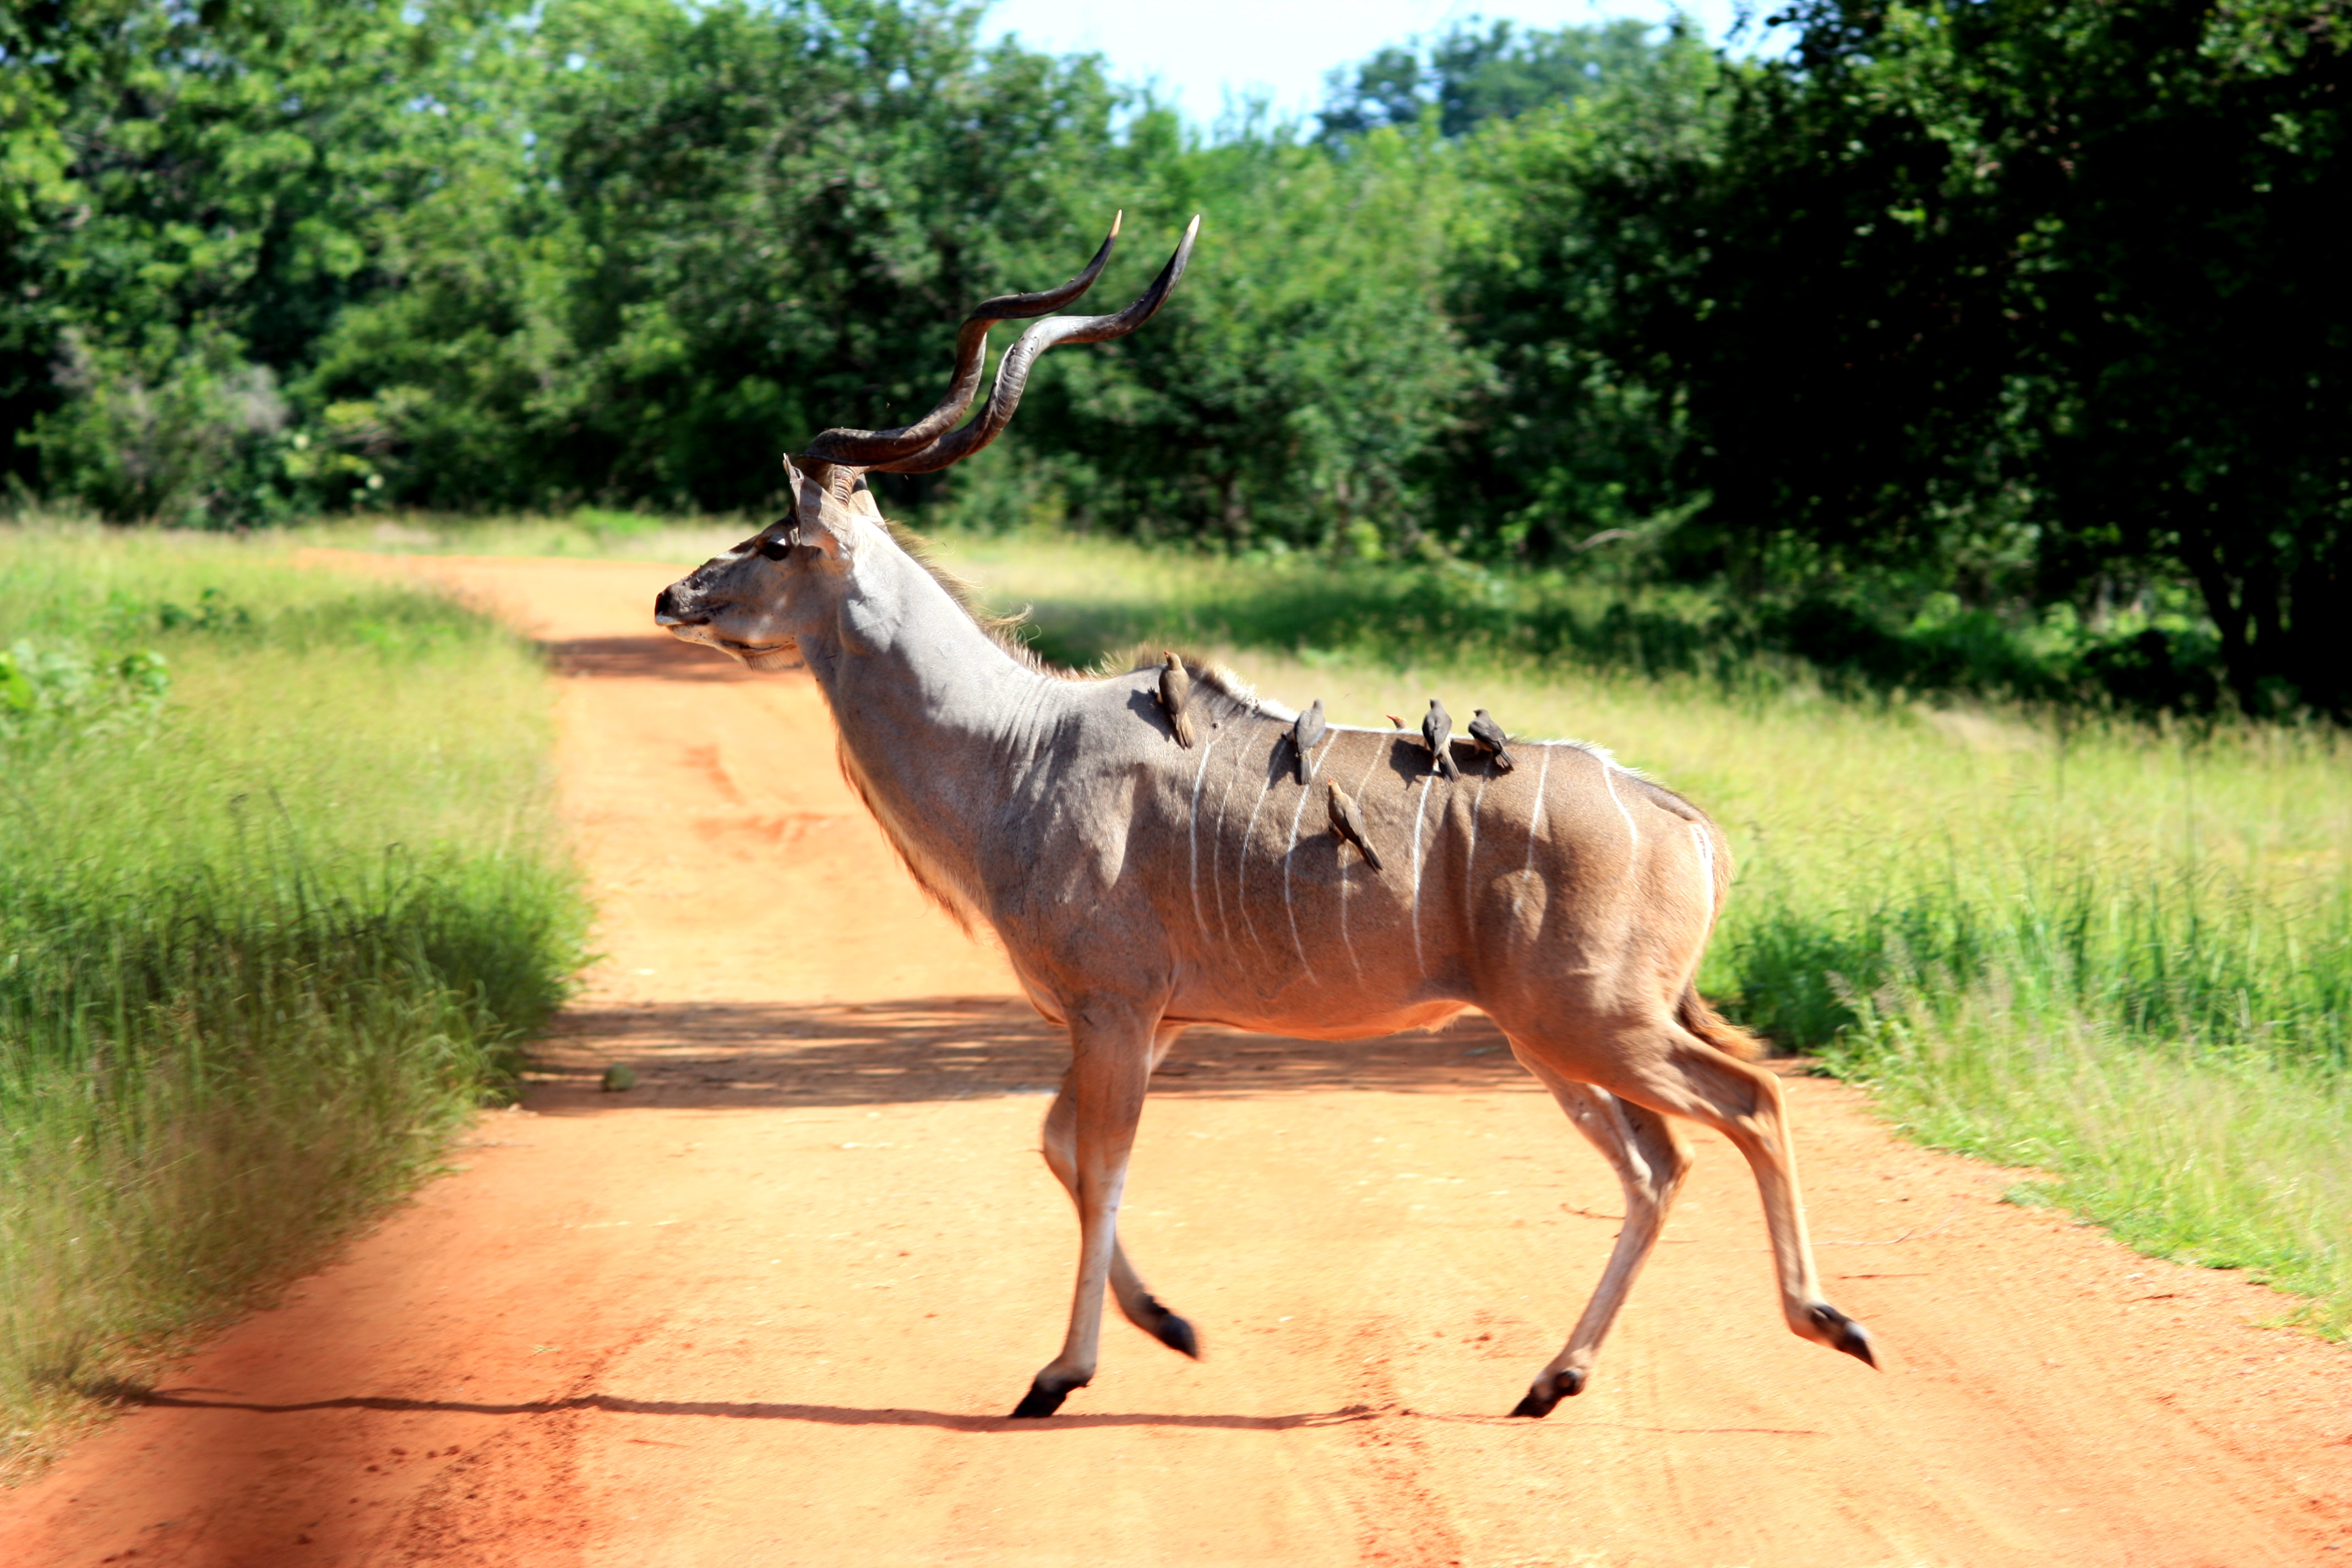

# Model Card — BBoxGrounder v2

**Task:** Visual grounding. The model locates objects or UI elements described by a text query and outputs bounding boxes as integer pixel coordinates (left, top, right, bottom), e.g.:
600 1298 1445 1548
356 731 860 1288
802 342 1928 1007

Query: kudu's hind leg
1508 1060 1692 1417
1011 1004 1158 1418
1594 1021 1878 1371
1036 1025 1200 1361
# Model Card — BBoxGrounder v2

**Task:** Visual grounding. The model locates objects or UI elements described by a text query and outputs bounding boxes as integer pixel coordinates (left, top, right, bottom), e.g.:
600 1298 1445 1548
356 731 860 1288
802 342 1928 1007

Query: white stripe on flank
1281 762 1320 984
1338 744 1383 983
1186 736 1222 938
1409 771 1436 972
1235 745 1279 960
1210 742 1242 947
1603 762 1640 852
1467 772 1489 880
1690 821 1717 927
1282 736 1335 982
1523 747 1553 881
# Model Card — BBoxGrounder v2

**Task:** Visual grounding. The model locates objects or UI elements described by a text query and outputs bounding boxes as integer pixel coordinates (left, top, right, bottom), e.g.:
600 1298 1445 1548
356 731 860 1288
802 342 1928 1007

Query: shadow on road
542 635 761 682
525 997 1536 1113
130 1389 1379 1433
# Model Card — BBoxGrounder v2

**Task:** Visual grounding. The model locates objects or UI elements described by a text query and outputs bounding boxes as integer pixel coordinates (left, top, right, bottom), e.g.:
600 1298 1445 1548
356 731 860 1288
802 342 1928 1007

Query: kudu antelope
655 217 1877 1419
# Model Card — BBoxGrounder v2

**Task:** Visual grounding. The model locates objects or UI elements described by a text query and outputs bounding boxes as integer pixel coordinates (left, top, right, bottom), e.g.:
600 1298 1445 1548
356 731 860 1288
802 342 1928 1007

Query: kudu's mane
885 521 1275 716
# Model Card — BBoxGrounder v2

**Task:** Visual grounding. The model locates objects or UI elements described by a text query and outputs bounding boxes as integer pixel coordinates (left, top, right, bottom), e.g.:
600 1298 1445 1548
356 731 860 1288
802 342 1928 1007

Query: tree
1018 118 1477 552
1320 17 1663 140
1504 0 2350 711
1439 25 1722 560
2 0 520 520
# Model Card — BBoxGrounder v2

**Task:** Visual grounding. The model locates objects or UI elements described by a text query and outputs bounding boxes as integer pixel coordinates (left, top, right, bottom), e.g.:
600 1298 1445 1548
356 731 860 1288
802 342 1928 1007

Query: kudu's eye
756 534 793 562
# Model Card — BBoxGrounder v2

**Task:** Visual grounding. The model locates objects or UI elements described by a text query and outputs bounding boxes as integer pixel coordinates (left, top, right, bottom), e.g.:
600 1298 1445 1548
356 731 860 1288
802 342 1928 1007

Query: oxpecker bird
1467 708 1516 773
1386 714 1406 729
1326 781 1382 870
1291 698 1326 783
1158 651 1196 748
1423 699 1462 781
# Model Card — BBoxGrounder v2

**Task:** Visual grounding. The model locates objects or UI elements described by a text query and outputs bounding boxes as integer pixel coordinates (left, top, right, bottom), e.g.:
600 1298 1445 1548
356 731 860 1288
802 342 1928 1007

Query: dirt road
5 556 2348 1567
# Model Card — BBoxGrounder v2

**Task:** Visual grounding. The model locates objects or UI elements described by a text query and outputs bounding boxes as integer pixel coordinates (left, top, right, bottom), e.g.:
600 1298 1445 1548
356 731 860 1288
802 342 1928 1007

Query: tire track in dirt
3 554 2350 1567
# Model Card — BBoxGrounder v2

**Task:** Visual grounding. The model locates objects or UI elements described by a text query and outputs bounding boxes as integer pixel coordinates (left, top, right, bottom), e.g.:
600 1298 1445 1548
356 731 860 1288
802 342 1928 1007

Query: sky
974 1 1780 130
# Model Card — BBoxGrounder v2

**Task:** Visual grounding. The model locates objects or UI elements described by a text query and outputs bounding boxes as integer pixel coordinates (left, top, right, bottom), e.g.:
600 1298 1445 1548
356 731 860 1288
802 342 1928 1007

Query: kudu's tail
1678 986 1766 1061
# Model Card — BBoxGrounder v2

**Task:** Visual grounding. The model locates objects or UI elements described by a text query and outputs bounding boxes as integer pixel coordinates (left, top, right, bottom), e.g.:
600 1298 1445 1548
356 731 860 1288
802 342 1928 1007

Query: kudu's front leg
1038 1023 1200 1362
1011 1002 1158 1418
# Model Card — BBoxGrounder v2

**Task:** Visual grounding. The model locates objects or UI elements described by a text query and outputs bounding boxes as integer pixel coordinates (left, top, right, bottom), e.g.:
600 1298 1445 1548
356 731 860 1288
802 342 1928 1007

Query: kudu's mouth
654 601 793 662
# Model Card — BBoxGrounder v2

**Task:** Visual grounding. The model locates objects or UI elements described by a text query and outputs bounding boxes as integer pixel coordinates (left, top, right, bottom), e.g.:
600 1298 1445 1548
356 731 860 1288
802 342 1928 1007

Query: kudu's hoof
1809 1304 1879 1368
1508 1367 1586 1418
1010 1379 1077 1419
1151 1310 1200 1359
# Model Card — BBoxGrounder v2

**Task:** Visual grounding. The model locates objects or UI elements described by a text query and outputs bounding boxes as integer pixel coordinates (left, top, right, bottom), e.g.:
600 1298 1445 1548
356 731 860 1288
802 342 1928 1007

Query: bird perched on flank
1423 699 1462 781
1292 698 1326 784
1157 651 1195 748
1467 708 1516 773
1326 781 1382 870
1386 714 1406 729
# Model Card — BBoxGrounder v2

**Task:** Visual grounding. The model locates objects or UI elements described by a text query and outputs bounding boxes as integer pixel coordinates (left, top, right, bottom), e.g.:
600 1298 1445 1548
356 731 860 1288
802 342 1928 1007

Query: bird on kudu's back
1468 708 1516 773
1157 651 1195 748
1291 698 1326 784
1423 699 1462 781
1325 780 1382 870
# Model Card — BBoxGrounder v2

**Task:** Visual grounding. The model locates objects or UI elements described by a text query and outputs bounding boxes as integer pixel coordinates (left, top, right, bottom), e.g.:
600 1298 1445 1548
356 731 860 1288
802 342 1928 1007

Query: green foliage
994 122 1477 550
310 0 1124 512
9 0 2349 712
935 524 2238 714
0 527 585 1471
1730 863 2352 1068
1317 17 1664 138
0 638 168 738
1531 0 2352 712
24 324 298 526
1442 28 1725 559
2 0 525 519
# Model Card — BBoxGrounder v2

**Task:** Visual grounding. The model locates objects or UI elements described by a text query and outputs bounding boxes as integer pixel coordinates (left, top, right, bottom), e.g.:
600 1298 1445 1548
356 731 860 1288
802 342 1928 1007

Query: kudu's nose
653 584 695 626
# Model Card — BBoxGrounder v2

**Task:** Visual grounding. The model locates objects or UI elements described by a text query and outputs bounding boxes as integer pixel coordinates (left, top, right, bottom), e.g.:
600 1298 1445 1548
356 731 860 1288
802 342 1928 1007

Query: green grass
928 527 2352 1332
0 522 586 1476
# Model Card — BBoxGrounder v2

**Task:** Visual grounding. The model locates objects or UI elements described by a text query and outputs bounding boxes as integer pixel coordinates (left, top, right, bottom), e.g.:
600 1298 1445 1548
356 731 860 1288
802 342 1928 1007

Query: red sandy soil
5 554 2350 1567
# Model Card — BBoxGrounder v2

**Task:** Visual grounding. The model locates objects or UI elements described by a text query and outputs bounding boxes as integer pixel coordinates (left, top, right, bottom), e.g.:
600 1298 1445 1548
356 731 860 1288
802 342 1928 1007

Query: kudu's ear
782 456 866 563
846 475 886 521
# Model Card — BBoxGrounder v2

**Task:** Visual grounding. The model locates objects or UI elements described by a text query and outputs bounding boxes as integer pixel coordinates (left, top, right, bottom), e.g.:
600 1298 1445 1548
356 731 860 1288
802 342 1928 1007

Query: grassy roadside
0 524 586 1478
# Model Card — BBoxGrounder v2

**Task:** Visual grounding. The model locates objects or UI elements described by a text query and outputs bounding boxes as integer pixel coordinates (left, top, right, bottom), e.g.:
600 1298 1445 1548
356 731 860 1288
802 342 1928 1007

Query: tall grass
929 527 2352 1331
0 525 585 1474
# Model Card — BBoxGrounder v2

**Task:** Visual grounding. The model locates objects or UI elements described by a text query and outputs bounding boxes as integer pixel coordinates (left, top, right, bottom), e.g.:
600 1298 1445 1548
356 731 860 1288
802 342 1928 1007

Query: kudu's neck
794 549 1054 900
